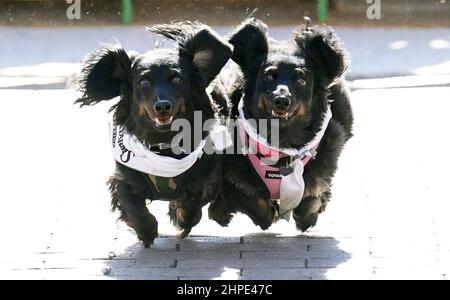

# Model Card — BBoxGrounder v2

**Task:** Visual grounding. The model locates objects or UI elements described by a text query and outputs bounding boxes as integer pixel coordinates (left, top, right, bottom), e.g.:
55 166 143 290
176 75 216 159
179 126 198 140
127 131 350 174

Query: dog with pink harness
208 18 353 231
237 98 333 221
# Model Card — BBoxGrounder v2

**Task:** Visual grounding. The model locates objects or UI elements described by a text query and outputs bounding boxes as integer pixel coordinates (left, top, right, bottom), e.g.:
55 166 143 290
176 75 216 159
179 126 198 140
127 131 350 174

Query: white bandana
109 117 232 178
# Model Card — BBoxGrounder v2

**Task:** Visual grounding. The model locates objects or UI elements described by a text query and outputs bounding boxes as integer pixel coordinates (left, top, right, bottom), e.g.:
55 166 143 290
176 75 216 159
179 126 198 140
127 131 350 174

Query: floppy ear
185 28 233 86
228 18 269 75
295 26 348 85
147 22 233 87
71 44 133 106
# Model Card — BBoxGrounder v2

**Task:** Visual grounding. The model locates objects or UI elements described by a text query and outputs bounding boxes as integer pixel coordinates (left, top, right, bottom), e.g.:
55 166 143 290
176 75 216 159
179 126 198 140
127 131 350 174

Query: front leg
293 188 331 232
215 181 276 230
210 156 276 230
168 200 203 239
208 192 236 227
293 120 346 231
170 156 224 238
108 173 157 248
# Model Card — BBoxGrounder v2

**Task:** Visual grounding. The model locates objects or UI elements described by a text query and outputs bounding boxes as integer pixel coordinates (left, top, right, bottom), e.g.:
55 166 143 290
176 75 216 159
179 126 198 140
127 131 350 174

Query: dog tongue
156 116 173 125
272 111 288 118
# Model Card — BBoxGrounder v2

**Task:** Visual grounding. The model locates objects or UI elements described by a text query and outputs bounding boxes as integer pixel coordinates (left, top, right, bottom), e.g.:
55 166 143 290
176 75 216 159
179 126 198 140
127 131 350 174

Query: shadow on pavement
103 233 350 280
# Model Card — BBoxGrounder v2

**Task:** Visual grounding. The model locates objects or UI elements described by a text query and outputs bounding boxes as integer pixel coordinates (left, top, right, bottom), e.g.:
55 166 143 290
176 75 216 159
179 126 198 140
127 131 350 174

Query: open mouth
154 116 174 127
143 107 177 128
271 110 294 120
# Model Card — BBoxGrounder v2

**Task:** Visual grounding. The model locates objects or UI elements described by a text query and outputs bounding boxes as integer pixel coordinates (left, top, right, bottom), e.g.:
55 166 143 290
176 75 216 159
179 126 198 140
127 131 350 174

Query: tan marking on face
258 96 265 110
296 102 306 117
138 103 147 117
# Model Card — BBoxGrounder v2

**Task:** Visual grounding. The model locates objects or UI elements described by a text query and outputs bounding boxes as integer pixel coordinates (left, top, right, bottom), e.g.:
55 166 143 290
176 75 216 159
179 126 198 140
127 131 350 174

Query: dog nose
273 96 291 111
275 85 291 97
154 99 173 116
277 85 290 95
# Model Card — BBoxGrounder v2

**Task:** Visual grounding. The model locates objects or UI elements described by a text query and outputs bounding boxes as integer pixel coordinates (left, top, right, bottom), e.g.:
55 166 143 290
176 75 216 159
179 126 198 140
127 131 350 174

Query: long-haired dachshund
71 22 232 247
209 18 353 232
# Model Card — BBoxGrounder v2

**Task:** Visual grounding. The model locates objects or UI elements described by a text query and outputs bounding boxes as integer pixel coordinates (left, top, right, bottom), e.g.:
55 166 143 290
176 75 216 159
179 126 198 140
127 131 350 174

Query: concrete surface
1 26 450 81
0 81 449 280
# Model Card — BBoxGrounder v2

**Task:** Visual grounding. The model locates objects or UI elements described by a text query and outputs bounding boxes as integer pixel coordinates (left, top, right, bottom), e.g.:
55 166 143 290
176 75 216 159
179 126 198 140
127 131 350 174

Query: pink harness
236 98 332 220
238 124 318 200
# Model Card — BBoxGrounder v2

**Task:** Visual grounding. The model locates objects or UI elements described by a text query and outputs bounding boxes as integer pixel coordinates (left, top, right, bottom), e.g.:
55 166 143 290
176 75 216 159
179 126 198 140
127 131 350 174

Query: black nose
153 100 173 116
273 96 291 111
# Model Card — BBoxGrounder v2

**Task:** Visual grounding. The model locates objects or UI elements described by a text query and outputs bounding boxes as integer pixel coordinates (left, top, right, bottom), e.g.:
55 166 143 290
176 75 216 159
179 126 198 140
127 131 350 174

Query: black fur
209 18 353 231
71 23 232 247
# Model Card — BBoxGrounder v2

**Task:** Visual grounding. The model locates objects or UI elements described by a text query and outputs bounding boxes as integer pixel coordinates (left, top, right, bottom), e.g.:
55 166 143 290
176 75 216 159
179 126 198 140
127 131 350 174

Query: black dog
209 18 353 231
72 23 232 247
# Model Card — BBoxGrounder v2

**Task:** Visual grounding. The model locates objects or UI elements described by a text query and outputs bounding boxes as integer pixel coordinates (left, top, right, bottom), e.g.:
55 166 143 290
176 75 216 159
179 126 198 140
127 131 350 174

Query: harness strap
238 122 318 200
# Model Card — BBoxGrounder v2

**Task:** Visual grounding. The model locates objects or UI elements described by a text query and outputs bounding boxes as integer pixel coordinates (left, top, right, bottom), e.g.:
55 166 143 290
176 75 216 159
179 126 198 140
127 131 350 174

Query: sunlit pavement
0 78 449 280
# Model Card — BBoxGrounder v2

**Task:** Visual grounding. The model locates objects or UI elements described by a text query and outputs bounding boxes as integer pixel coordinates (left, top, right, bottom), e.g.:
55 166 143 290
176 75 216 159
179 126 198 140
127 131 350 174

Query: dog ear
147 23 233 87
228 18 269 75
185 28 234 86
295 26 348 85
71 45 133 106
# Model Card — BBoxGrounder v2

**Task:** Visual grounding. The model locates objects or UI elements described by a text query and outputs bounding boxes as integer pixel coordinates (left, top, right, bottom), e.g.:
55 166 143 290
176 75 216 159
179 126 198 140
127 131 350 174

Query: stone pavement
0 80 449 280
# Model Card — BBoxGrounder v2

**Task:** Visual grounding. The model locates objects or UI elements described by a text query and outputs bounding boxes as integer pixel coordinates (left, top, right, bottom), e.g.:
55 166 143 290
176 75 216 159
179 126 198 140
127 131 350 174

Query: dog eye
263 73 274 82
171 74 182 84
138 78 151 89
297 78 306 86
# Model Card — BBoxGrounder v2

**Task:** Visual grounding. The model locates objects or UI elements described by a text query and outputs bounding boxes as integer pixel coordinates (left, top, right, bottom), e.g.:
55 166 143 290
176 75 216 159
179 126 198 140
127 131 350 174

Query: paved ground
0 80 449 280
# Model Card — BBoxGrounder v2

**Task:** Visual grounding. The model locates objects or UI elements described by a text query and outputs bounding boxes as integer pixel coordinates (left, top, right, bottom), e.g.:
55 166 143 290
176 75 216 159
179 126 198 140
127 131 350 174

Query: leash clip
155 143 172 150
280 160 294 176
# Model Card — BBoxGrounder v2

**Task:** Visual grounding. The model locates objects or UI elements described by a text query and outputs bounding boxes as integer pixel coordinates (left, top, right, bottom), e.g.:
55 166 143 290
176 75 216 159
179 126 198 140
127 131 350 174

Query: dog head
229 18 348 132
72 22 232 139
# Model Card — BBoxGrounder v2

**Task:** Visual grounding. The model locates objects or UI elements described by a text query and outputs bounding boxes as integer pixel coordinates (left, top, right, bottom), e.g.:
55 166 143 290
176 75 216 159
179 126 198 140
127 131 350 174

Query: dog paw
208 199 235 227
293 212 318 232
208 207 234 227
255 216 274 230
252 198 276 230
177 228 192 240
175 207 202 230
134 216 159 248
136 225 158 248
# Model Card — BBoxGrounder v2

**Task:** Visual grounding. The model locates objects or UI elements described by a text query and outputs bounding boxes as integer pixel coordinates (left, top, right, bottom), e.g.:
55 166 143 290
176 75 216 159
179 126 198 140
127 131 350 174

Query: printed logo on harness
116 126 135 163
265 170 282 179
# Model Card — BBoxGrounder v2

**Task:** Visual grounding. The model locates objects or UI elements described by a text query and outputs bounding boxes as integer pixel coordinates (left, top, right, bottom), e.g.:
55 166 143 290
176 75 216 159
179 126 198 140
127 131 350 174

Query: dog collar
237 98 332 221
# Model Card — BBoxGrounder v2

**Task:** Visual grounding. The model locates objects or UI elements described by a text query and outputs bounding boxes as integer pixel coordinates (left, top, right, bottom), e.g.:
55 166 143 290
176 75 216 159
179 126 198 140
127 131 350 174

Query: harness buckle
307 149 317 159
280 161 294 176
156 143 172 150
241 146 249 155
